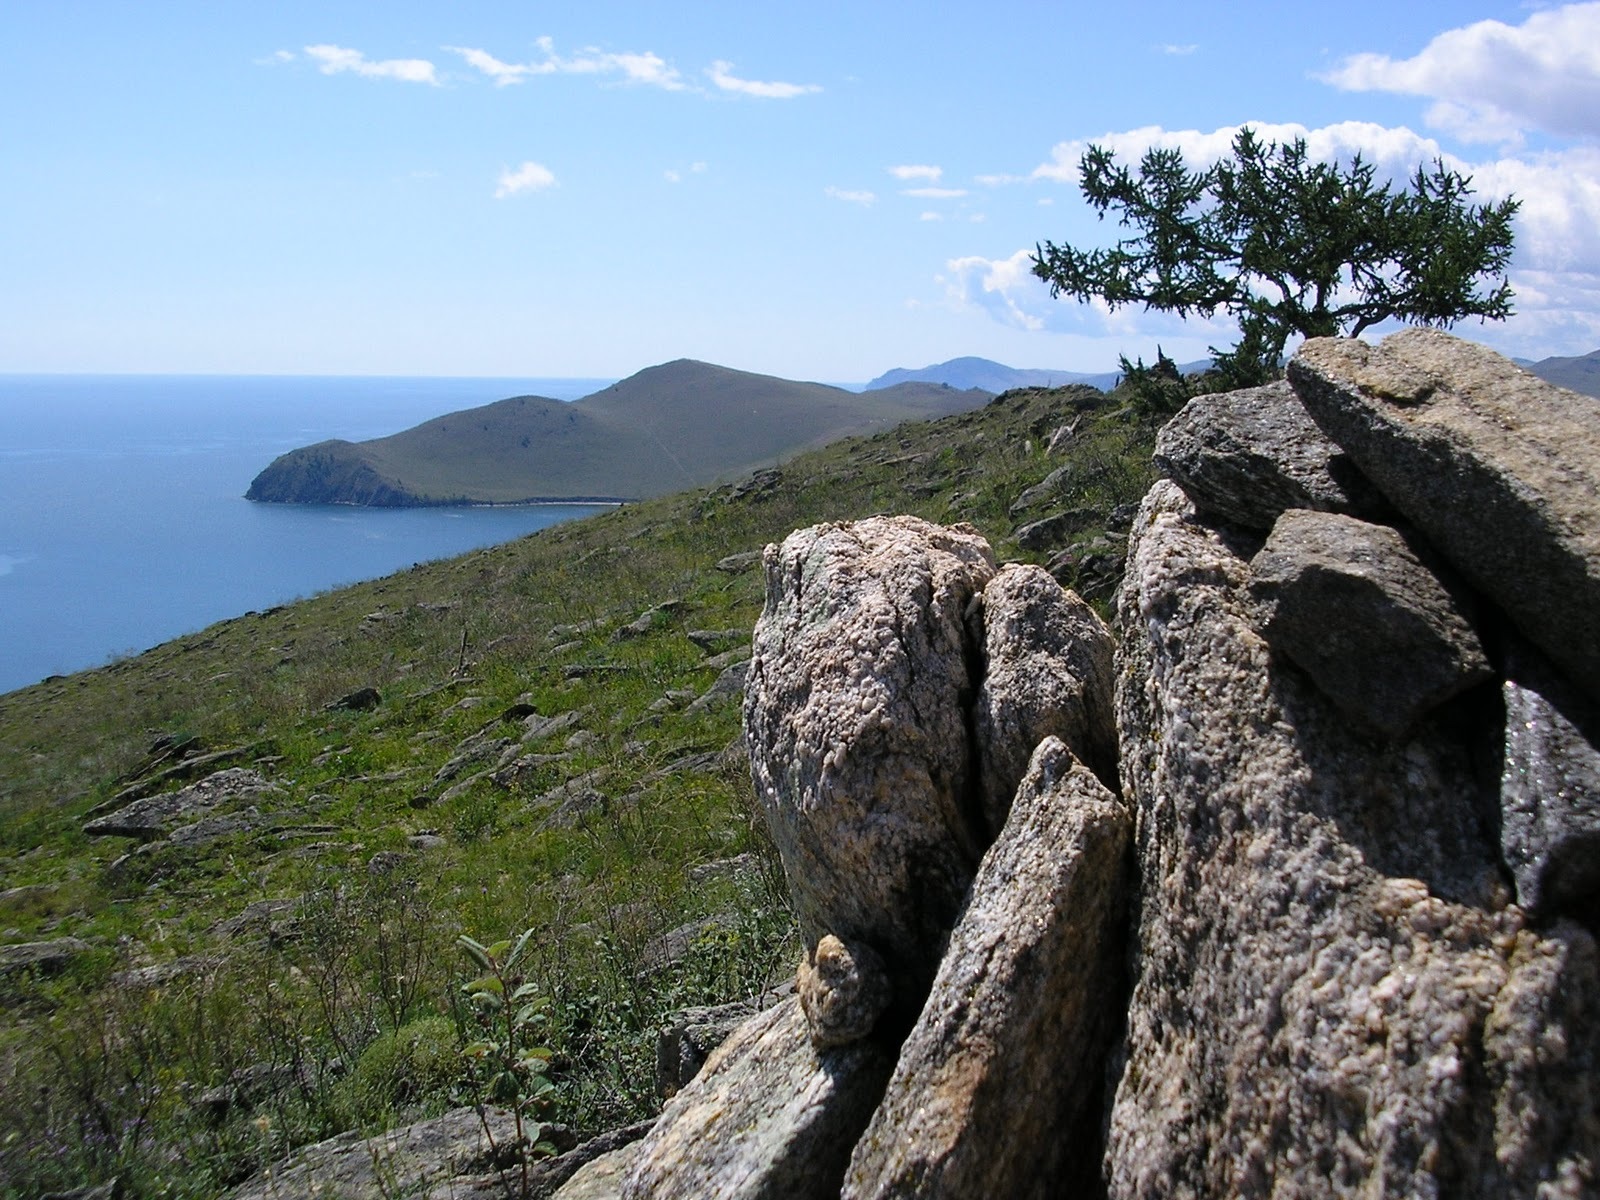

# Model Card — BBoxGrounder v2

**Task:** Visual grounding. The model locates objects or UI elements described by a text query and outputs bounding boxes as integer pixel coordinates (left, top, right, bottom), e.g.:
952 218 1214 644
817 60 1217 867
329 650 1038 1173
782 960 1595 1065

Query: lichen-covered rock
1501 637 1600 920
1249 509 1491 738
657 1000 760 1099
843 737 1131 1200
83 768 282 841
744 516 996 993
797 934 891 1049
1107 479 1600 1198
973 564 1118 832
1289 329 1600 701
620 997 894 1200
1155 379 1383 531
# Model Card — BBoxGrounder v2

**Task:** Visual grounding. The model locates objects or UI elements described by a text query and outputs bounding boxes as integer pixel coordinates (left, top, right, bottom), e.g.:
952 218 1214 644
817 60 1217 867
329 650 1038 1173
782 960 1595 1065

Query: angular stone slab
842 738 1131 1200
1289 329 1600 701
1107 479 1600 1197
744 516 996 991
620 997 894 1200
973 563 1118 834
1155 379 1384 531
1249 509 1491 738
1501 636 1600 919
83 768 282 841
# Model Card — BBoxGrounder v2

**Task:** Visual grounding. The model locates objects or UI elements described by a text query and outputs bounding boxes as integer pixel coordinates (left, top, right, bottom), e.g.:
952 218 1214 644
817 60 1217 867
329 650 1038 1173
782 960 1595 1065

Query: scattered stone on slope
715 550 764 574
223 1106 520 1200
1248 509 1492 739
657 1000 762 1099
1289 328 1600 701
0 937 90 978
743 516 996 996
209 897 301 942
1007 462 1075 515
1106 478 1599 1198
1012 507 1099 551
685 661 749 714
620 997 894 1200
85 743 262 814
973 564 1118 834
83 768 283 841
326 685 382 712
1154 379 1384 531
1501 635 1600 921
687 628 748 652
702 646 752 671
435 1122 656 1200
843 737 1131 1200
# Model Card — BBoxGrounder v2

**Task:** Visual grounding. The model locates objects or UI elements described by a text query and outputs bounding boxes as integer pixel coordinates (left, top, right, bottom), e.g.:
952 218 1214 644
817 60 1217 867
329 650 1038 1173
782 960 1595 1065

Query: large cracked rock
620 997 895 1200
1289 329 1600 701
843 737 1130 1200
1108 479 1600 1198
973 564 1118 833
743 516 997 993
1155 379 1383 531
1248 508 1491 739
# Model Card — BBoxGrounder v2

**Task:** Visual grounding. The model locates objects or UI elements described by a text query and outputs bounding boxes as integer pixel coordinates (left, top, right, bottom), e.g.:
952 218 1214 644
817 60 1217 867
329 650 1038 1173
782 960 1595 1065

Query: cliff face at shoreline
598 331 1600 1198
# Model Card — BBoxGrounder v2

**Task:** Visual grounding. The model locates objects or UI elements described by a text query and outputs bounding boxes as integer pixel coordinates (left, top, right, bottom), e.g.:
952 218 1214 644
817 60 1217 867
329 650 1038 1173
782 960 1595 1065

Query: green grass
0 380 1155 1198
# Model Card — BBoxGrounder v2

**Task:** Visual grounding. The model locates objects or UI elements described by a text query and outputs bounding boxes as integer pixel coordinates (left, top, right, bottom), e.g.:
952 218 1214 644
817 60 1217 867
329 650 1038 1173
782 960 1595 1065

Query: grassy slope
0 381 1153 1198
247 360 993 505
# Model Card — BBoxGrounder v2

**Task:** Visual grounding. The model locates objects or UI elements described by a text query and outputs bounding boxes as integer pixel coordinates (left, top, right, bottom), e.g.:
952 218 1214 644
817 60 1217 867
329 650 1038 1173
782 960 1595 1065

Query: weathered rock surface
743 516 996 991
550 1140 648 1199
843 737 1130 1200
83 768 282 841
1502 637 1600 920
657 1000 761 1099
224 1106 520 1200
1289 329 1600 700
973 563 1118 832
1248 508 1491 738
1155 379 1382 530
620 997 894 1200
0 937 90 978
1108 479 1600 1197
797 933 892 1049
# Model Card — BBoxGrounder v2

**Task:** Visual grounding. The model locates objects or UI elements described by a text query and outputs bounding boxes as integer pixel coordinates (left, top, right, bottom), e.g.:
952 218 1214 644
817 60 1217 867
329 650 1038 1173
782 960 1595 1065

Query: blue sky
3 1 1598 381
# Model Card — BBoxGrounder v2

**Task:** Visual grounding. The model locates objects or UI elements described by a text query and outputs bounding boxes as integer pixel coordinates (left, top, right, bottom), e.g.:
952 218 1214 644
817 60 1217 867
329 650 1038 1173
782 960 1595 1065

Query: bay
0 374 617 696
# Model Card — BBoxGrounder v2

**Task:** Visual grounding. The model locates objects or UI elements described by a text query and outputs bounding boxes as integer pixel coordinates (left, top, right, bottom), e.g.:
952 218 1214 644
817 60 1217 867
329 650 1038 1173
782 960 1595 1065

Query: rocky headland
525 329 1600 1198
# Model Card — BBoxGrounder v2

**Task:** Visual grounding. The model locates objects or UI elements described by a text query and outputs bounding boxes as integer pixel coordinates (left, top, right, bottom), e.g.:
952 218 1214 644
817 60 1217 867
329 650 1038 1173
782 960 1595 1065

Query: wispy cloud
494 161 557 198
304 44 438 85
902 186 968 199
1157 43 1198 56
920 211 943 222
450 38 685 90
976 172 1025 186
1321 3 1600 143
705 60 820 98
889 164 943 182
825 186 877 206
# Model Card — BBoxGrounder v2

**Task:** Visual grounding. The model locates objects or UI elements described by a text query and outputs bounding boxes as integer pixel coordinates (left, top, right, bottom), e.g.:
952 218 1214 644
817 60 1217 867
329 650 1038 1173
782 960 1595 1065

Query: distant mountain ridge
247 360 992 506
866 356 1122 393
866 354 1212 394
1524 347 1600 397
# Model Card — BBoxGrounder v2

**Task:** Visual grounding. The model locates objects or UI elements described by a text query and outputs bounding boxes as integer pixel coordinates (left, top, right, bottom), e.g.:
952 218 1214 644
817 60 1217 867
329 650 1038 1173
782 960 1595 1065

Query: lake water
0 375 617 696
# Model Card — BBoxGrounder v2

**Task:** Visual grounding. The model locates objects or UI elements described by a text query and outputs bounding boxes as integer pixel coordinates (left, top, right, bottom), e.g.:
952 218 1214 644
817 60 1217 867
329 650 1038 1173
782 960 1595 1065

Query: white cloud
889 164 942 182
304 44 438 85
944 248 1238 341
902 186 968 199
706 60 820 99
1322 3 1600 143
1157 43 1198 56
976 172 1025 186
450 38 686 90
665 169 682 183
920 211 943 222
825 186 877 206
494 161 557 198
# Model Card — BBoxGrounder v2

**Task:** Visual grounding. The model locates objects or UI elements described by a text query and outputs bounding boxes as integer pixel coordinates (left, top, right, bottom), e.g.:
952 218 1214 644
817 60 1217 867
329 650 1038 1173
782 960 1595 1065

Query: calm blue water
0 375 618 695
